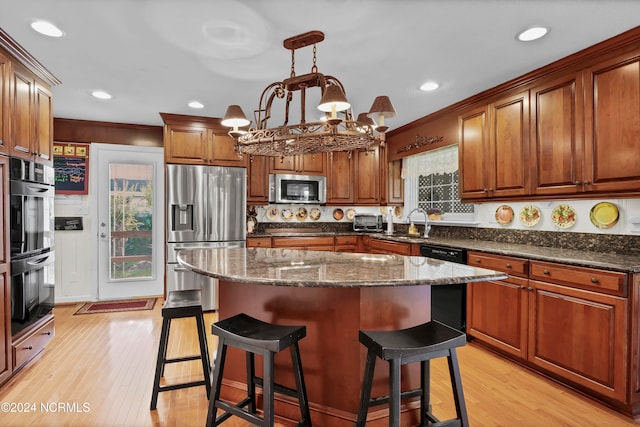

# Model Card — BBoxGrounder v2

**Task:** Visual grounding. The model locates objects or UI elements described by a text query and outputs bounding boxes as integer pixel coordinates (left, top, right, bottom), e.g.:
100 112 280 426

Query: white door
91 144 164 300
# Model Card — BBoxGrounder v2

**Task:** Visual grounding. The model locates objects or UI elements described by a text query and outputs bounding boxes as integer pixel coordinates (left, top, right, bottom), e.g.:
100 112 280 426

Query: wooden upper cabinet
378 144 403 205
247 155 269 204
9 63 34 159
33 82 53 163
326 151 354 204
530 74 584 195
161 113 246 167
354 148 380 205
460 92 529 200
584 52 640 194
459 105 490 199
0 52 8 155
269 153 326 175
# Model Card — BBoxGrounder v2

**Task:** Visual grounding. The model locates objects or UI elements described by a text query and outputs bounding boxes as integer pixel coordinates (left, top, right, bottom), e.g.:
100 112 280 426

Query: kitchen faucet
406 208 431 238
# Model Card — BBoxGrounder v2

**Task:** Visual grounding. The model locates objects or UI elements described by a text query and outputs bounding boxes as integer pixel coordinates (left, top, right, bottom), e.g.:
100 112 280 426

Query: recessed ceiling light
420 81 440 91
30 20 64 38
92 90 112 100
517 26 549 42
188 101 204 109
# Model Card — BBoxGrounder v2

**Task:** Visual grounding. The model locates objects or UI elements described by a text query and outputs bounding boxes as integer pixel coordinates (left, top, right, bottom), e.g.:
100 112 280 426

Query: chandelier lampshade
222 30 396 157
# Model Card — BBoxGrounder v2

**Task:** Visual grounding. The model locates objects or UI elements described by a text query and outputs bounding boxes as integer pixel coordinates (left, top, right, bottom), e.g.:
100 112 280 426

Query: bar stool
356 321 469 427
206 313 312 427
150 289 211 410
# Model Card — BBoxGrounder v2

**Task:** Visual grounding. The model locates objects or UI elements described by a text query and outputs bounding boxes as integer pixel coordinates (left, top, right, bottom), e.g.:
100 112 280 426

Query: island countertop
177 247 507 287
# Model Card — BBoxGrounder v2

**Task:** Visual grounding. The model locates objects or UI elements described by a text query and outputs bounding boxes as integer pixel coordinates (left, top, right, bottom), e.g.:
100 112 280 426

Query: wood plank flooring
0 300 637 426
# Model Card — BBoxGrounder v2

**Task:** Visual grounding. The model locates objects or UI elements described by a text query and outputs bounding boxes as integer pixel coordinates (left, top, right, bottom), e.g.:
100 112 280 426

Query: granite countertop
249 231 640 273
177 247 507 288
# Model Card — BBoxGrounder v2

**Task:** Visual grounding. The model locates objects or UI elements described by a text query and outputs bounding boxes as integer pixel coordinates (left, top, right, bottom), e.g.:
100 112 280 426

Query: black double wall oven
9 158 55 335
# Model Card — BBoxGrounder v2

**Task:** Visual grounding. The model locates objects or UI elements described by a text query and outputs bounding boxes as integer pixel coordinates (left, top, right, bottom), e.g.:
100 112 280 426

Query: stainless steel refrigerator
166 164 246 311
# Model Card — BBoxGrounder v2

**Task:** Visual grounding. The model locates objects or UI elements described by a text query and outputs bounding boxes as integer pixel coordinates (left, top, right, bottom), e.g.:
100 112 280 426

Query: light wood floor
0 300 638 426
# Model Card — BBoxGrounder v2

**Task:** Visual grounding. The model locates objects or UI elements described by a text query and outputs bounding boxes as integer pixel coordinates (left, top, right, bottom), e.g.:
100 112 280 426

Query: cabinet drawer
467 251 529 277
530 261 627 296
272 236 335 248
246 237 272 248
335 235 358 246
369 239 411 255
13 317 54 369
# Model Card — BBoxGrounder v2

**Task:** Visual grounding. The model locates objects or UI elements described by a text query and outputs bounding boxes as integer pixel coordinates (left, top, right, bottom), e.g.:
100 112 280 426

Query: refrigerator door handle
172 266 189 272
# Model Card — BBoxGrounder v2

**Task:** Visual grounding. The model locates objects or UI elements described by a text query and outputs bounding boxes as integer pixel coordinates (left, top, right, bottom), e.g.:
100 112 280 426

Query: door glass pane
109 163 154 281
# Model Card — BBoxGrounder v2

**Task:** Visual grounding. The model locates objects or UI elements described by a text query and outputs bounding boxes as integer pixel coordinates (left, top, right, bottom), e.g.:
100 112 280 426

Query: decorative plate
590 202 619 229
346 208 356 221
281 207 294 221
394 206 403 218
296 207 308 221
266 207 279 221
495 205 514 225
551 204 576 229
333 208 344 221
309 207 321 221
519 205 541 227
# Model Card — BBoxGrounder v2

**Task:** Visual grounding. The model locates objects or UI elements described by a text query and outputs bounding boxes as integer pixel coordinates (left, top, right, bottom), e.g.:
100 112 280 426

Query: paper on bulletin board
53 143 90 194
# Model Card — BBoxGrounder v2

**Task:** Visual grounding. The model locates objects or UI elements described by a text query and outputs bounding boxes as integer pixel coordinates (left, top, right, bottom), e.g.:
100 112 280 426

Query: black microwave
268 174 327 204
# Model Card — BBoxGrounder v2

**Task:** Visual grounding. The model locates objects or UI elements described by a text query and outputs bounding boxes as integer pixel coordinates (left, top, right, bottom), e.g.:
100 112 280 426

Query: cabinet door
531 75 584 195
489 92 529 198
9 64 34 159
270 156 297 174
34 82 53 164
354 148 380 205
0 52 8 155
247 155 269 204
529 280 627 401
584 54 640 193
164 124 211 165
0 156 10 384
467 277 529 359
386 159 404 205
210 133 246 167
298 153 326 175
326 151 354 204
459 105 490 199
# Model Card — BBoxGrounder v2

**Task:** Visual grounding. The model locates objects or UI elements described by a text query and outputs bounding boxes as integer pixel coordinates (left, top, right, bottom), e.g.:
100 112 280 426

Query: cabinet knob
591 277 599 284
574 181 580 185
584 180 590 185
24 345 33 350
489 188 494 192
505 263 512 269
543 269 550 275
519 285 526 290
527 287 534 291
483 188 488 192
475 258 481 263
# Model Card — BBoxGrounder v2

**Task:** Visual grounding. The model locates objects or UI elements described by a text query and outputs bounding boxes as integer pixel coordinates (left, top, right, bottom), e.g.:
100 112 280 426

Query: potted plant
427 207 443 220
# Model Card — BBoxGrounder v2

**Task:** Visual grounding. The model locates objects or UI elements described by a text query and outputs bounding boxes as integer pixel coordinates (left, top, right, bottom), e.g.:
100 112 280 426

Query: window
403 145 474 217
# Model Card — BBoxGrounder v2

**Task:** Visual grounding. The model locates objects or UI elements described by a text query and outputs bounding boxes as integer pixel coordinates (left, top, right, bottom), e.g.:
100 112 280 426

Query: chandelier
221 30 396 157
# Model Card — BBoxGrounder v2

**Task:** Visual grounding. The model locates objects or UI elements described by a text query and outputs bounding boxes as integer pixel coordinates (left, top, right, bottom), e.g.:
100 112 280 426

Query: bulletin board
53 143 90 194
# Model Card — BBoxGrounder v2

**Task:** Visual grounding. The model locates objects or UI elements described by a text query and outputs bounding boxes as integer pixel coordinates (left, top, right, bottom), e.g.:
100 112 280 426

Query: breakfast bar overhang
178 248 507 427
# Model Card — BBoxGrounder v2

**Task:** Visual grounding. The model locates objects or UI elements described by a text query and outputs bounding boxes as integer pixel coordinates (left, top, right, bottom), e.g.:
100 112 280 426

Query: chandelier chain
312 44 318 74
290 49 295 78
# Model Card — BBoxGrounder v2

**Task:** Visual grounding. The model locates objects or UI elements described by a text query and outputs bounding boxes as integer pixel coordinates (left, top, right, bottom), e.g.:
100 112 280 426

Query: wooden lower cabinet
468 251 632 410
246 236 271 248
12 315 54 371
271 236 335 252
334 235 358 252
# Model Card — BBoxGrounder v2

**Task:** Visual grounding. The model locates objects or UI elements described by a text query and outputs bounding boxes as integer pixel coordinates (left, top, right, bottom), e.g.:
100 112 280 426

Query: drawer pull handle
475 259 481 263
543 269 550 275
591 278 599 284
24 345 33 350
505 263 512 269
43 331 52 336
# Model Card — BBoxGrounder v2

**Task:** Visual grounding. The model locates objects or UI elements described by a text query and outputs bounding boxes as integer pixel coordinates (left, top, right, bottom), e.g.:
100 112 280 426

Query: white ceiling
0 0 639 129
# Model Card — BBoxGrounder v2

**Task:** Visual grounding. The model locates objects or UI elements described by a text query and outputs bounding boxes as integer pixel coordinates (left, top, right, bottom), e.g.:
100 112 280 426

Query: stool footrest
215 399 263 426
158 379 208 393
367 388 422 408
164 355 202 364
254 376 301 400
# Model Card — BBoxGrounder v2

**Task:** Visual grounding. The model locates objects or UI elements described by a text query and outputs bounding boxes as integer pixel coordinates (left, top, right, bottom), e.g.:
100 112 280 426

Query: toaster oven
353 214 384 232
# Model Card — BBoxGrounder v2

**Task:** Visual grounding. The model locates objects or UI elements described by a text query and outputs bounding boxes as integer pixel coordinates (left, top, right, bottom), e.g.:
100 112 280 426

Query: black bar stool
150 289 211 410
356 320 469 427
206 313 312 427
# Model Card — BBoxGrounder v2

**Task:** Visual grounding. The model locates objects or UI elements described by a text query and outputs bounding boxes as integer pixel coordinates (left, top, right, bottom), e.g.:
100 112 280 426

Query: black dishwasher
420 244 467 332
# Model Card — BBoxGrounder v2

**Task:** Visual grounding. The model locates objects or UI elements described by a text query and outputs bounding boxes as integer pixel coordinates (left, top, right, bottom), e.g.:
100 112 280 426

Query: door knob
100 232 106 238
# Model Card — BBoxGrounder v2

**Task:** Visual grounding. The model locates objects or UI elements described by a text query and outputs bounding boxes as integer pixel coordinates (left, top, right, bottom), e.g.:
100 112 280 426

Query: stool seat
207 313 311 427
212 313 307 353
360 321 467 361
150 290 211 410
356 321 469 427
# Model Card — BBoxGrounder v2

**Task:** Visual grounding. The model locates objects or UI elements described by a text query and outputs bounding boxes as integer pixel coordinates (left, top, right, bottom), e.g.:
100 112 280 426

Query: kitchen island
178 247 506 427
